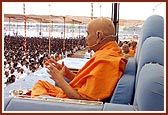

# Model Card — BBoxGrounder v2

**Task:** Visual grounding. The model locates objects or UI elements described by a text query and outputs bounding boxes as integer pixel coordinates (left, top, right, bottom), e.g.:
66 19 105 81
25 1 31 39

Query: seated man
129 40 137 56
31 18 127 101
122 44 135 58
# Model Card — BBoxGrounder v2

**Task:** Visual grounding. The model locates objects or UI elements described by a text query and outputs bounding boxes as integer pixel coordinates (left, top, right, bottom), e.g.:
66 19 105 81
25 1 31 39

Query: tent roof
4 14 144 26
4 14 93 24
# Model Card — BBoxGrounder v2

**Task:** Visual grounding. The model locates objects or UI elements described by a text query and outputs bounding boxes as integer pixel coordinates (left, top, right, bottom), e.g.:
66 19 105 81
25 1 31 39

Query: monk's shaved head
86 17 117 51
87 18 115 36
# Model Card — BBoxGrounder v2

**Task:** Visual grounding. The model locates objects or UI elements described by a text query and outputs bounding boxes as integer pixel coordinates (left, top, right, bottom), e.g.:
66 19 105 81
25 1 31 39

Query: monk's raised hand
48 58 63 70
47 62 64 83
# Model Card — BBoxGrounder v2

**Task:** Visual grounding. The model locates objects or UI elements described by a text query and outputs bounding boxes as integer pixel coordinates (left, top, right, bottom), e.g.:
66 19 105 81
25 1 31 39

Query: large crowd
3 36 86 86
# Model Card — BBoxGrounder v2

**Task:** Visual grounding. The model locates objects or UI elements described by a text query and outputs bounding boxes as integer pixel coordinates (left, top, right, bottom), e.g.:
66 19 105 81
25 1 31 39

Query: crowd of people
3 36 86 86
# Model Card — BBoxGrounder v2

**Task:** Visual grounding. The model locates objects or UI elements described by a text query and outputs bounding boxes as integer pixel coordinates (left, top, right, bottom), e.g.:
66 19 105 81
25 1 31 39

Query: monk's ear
96 31 103 40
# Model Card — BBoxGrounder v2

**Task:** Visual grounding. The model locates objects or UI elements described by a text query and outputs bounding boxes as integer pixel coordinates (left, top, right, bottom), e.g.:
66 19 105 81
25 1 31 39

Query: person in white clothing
84 49 91 59
16 68 27 80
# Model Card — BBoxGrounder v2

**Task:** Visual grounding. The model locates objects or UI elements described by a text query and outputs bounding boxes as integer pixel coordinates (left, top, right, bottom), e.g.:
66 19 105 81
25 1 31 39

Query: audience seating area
4 15 165 111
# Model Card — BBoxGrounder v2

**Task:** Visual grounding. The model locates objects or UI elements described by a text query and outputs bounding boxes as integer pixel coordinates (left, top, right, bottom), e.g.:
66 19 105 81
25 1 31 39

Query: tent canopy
4 14 144 26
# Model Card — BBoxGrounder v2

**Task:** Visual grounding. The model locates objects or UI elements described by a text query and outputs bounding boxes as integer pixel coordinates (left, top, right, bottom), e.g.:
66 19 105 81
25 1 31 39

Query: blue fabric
110 58 136 104
135 64 164 111
135 37 164 89
103 103 135 111
4 97 13 111
135 15 164 62
122 58 137 75
133 15 164 109
139 37 164 67
5 97 103 111
55 77 71 86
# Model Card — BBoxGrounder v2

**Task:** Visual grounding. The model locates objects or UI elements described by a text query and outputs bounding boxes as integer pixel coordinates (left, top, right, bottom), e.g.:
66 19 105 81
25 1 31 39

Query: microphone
86 41 100 48
86 34 116 48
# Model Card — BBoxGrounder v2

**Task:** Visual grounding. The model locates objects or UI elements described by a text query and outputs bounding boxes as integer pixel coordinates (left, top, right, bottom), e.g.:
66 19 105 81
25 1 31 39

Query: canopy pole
71 20 75 49
8 17 11 36
40 20 41 36
49 19 51 56
48 4 51 56
78 22 81 47
63 17 65 50
23 3 27 57
17 21 18 36
111 3 120 43
78 22 81 38
91 3 93 20
52 21 53 37
72 20 74 39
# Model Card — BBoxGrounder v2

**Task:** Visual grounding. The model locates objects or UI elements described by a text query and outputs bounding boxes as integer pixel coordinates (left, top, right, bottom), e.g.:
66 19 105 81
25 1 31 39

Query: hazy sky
3 2 165 20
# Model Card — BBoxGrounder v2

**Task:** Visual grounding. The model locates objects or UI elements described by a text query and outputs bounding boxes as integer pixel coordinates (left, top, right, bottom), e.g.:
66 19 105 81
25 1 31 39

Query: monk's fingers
50 63 61 73
49 59 63 68
44 61 50 67
47 69 51 75
48 59 59 66
48 61 62 70
48 74 54 81
62 61 64 67
48 58 57 63
49 76 54 81
47 68 56 78
46 62 54 69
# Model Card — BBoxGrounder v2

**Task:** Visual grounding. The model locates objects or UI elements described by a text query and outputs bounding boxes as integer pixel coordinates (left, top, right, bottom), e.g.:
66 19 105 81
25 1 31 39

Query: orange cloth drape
128 49 135 57
31 41 127 101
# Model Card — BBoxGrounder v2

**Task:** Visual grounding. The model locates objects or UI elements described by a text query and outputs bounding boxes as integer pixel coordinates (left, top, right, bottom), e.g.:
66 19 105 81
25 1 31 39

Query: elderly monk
31 18 127 102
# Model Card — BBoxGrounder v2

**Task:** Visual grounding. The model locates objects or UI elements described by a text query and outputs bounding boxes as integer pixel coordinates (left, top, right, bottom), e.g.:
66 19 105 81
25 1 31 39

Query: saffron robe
128 49 135 57
31 41 127 101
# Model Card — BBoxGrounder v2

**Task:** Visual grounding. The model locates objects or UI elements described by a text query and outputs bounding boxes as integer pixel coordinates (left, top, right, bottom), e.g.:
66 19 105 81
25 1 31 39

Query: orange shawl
31 41 127 101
